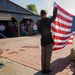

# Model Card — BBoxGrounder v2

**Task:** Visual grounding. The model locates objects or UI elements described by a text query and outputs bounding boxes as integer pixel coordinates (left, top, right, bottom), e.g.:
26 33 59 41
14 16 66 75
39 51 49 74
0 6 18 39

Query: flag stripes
51 3 74 50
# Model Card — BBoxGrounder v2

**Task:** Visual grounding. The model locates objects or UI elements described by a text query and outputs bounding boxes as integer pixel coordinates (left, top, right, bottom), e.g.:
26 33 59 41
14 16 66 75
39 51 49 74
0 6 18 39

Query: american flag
51 2 75 50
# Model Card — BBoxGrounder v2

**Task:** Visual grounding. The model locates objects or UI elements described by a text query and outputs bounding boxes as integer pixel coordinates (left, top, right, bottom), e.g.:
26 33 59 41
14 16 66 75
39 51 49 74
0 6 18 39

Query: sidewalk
0 36 75 75
0 58 38 75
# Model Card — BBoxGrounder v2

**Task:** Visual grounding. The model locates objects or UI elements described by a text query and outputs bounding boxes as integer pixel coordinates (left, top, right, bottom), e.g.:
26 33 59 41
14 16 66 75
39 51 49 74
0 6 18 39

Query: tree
26 4 39 15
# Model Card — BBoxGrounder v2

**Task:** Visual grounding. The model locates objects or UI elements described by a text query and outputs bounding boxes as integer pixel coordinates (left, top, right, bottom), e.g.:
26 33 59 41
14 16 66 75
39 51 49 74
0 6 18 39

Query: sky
10 0 75 16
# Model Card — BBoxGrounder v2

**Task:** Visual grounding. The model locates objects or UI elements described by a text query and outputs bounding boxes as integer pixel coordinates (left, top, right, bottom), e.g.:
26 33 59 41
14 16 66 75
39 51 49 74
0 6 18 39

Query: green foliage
26 4 39 15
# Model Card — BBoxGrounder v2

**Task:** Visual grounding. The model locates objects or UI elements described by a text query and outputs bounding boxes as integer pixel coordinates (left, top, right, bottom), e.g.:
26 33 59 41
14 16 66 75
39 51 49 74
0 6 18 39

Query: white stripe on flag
54 39 72 43
55 18 72 26
53 41 72 48
58 10 73 20
52 31 72 37
52 23 71 32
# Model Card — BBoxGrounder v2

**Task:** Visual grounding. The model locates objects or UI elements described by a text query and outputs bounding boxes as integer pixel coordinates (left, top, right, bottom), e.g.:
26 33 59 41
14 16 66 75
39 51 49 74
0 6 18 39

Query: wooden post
18 22 20 37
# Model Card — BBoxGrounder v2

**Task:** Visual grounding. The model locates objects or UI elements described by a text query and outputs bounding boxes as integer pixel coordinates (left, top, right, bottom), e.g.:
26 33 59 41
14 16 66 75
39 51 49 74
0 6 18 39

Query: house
0 0 40 37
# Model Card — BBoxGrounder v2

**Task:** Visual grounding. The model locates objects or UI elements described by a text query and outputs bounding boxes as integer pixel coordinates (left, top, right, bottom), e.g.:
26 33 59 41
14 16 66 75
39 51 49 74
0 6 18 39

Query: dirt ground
0 35 75 75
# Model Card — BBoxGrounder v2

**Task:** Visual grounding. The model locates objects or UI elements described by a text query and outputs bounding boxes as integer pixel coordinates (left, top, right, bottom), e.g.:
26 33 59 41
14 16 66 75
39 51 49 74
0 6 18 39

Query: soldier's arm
49 7 58 23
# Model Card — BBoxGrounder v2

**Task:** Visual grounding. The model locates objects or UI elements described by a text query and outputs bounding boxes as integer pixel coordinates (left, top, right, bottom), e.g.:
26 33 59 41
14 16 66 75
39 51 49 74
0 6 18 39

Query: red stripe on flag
53 47 64 51
67 42 73 44
53 35 70 40
51 27 71 34
53 21 72 29
54 37 73 45
57 5 73 17
53 42 72 50
54 42 71 45
57 14 72 23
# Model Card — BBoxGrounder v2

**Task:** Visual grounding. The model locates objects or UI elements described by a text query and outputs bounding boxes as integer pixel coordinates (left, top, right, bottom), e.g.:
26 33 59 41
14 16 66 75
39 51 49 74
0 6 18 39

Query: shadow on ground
70 61 75 75
34 56 75 75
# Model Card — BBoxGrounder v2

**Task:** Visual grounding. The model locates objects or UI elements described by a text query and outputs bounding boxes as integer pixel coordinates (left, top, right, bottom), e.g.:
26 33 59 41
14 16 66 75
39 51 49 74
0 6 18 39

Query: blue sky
10 0 51 15
10 0 75 16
